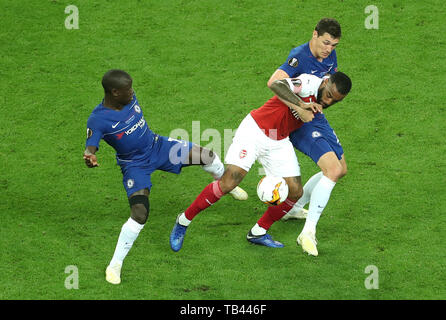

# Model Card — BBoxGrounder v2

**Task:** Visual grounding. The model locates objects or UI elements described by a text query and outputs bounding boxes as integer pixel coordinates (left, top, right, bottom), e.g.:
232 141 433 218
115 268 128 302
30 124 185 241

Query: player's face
114 81 134 105
312 31 339 60
318 80 345 108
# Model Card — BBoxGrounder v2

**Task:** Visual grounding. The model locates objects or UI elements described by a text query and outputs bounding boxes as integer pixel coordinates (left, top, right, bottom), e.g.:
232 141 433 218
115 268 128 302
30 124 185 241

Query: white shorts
225 114 301 177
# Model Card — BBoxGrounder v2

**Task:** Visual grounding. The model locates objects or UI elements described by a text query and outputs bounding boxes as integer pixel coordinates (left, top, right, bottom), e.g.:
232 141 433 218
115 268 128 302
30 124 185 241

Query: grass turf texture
1 0 445 300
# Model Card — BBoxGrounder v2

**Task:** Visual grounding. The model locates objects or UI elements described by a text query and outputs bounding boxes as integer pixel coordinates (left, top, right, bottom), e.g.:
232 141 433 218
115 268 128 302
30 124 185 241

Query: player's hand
304 102 323 114
83 153 99 168
297 108 315 123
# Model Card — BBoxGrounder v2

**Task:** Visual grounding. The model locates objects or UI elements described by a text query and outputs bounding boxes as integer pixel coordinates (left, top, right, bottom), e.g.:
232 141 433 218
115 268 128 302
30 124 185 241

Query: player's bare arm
83 146 99 168
269 79 315 122
269 71 322 113
270 79 323 113
267 69 290 88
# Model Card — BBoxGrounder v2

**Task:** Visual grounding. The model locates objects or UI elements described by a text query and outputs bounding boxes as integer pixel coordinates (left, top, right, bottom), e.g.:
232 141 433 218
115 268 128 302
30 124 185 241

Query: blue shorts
120 135 193 197
290 113 344 164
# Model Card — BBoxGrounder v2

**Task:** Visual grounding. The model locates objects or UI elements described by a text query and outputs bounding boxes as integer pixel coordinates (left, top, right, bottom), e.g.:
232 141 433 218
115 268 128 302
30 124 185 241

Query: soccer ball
257 176 289 205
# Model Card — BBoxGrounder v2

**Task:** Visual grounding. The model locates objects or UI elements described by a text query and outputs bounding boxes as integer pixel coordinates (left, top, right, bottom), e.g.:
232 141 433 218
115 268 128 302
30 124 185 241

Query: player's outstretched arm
83 146 99 168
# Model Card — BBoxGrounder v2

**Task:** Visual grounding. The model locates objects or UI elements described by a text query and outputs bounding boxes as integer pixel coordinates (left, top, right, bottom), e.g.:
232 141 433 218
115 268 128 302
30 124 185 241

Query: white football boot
297 231 318 256
105 263 122 284
281 207 308 220
228 186 248 200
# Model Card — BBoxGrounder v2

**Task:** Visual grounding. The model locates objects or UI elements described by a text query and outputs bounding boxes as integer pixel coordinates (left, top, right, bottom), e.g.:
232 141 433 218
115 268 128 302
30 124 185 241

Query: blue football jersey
279 42 337 79
289 113 344 163
85 95 157 165
279 43 341 163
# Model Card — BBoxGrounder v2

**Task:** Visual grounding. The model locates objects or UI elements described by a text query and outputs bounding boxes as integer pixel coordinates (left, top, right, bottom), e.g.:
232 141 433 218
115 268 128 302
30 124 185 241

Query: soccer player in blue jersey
83 69 247 284
267 18 349 256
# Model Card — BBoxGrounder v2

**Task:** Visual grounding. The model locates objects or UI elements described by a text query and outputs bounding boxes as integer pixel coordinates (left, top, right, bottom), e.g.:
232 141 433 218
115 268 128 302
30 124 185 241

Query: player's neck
309 40 323 62
103 96 125 111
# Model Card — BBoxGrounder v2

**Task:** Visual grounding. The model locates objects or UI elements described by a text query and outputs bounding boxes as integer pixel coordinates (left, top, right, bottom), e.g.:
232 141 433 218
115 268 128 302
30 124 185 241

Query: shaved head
102 69 132 94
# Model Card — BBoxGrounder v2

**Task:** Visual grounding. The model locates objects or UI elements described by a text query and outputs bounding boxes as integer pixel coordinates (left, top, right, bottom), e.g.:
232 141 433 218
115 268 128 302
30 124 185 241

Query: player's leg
297 152 343 256
170 114 259 252
247 139 301 248
106 188 149 284
188 145 248 200
303 151 344 228
170 164 248 252
106 164 152 284
286 131 345 220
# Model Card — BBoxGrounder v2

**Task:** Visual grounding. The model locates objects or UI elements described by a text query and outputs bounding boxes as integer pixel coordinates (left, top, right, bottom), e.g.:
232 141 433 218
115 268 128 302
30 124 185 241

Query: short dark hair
315 18 341 39
102 69 132 93
330 71 352 95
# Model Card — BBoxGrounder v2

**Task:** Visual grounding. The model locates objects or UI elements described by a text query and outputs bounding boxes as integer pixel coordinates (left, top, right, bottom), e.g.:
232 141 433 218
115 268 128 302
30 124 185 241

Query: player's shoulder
287 43 311 63
288 42 309 57
87 103 109 125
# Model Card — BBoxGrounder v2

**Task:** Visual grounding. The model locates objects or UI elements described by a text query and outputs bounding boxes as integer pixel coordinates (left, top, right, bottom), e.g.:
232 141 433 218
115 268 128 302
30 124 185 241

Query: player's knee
190 145 214 165
219 166 245 193
324 162 344 182
129 195 150 224
339 164 347 179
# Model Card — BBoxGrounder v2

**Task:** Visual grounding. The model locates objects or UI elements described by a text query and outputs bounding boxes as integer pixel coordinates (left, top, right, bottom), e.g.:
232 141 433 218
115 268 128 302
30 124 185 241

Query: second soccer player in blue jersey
268 18 349 256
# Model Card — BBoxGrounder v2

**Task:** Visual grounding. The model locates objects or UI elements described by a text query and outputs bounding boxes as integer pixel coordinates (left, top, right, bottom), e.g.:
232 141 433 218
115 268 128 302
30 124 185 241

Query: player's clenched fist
83 152 99 168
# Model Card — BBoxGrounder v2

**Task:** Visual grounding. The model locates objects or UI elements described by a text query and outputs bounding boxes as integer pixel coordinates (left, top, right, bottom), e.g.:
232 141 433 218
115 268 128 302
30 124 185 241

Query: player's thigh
156 135 194 172
224 116 260 173
259 139 300 178
316 151 343 181
121 164 153 198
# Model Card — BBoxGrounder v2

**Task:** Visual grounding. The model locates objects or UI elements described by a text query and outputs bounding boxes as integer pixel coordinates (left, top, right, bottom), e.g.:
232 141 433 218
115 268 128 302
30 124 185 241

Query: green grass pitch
0 0 445 301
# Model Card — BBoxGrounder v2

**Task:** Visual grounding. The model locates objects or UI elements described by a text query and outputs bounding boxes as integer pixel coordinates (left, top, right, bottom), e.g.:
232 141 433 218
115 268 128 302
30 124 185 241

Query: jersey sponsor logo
311 70 317 74
134 105 141 113
127 179 135 188
239 149 247 159
112 121 120 128
288 57 299 67
86 128 93 138
312 131 322 138
115 117 146 140
125 118 146 136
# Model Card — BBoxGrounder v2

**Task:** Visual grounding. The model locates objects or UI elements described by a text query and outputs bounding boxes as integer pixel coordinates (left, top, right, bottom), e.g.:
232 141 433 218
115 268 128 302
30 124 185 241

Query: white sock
109 217 144 266
201 153 225 180
302 175 336 234
178 212 191 227
296 171 324 209
250 223 267 236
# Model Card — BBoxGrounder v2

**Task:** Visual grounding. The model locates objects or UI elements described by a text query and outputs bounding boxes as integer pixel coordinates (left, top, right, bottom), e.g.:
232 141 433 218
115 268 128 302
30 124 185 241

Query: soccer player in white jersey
169 72 351 251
